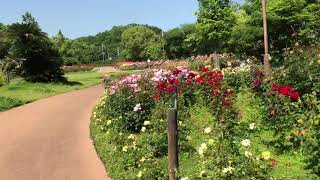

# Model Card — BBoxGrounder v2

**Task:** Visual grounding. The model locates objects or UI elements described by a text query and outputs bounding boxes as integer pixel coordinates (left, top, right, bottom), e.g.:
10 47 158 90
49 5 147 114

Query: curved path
0 85 110 180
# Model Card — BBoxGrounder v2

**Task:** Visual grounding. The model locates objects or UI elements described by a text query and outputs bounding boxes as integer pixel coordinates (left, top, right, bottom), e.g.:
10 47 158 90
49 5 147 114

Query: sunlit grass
0 71 102 111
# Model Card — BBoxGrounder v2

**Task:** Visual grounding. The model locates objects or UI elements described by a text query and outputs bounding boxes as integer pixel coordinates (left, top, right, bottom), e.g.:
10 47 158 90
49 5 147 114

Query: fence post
168 108 178 180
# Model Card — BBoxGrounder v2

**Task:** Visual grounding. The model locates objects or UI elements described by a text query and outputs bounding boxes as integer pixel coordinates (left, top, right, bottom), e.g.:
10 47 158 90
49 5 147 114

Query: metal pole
262 0 271 79
167 108 178 180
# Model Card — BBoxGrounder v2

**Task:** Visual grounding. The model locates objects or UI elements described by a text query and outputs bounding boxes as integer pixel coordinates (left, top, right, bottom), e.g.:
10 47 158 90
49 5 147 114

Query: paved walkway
0 85 110 180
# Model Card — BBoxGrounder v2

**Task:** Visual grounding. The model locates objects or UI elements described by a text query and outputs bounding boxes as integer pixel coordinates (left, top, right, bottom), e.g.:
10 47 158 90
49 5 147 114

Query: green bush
102 75 155 133
273 47 320 97
303 93 320 176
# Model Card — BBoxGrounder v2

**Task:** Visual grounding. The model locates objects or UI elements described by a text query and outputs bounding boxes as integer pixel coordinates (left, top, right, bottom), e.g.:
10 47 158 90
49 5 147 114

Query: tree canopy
5 12 64 82
121 26 163 61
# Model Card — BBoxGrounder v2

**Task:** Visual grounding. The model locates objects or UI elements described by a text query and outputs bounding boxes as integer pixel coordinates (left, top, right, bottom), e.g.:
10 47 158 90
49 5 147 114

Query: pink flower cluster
110 74 142 94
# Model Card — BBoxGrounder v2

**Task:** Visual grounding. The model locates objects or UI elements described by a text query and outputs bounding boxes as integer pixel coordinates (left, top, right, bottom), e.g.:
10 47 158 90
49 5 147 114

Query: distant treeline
1 0 320 66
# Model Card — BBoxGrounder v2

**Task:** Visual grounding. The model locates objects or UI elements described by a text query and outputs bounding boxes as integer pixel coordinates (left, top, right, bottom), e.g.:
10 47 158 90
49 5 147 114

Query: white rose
241 139 251 147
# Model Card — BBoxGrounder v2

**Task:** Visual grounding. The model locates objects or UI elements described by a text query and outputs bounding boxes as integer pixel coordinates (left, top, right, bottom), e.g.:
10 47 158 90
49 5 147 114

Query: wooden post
168 108 178 180
262 0 271 79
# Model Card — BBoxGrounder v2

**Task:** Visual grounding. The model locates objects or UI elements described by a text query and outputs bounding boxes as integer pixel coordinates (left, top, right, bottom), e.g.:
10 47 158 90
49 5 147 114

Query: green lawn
0 71 102 111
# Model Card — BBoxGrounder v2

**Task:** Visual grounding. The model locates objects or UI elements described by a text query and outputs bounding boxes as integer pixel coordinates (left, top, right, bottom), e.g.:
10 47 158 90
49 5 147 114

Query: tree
228 9 264 57
241 0 320 57
51 29 66 50
6 12 64 82
0 23 10 59
121 26 163 61
59 39 99 65
164 24 195 59
187 0 235 54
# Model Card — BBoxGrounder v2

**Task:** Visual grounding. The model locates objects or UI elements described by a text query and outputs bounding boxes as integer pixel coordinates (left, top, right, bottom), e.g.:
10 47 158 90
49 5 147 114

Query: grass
0 71 102 111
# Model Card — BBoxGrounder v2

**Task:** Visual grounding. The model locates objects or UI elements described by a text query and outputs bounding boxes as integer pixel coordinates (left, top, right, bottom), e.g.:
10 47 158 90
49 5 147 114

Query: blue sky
0 0 198 38
0 0 243 39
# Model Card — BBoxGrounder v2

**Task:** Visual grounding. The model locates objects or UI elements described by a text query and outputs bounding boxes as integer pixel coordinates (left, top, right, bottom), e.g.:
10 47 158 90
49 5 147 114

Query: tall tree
164 24 195 59
51 29 66 50
6 12 64 82
0 23 10 59
187 0 235 54
242 0 320 56
121 26 163 61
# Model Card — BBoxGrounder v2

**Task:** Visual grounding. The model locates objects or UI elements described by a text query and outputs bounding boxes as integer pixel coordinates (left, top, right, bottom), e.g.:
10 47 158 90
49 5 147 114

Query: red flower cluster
251 78 262 89
272 84 300 102
153 67 232 106
251 69 264 90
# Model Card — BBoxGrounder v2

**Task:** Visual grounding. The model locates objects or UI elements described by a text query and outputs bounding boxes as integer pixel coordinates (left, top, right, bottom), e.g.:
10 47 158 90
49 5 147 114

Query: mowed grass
0 71 102 111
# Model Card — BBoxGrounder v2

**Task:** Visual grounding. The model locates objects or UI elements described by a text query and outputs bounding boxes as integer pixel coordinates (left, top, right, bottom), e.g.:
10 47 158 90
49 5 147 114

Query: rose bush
91 61 319 179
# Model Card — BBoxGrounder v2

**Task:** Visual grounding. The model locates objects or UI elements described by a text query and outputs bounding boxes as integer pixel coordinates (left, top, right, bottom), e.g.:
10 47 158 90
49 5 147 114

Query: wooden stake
168 108 178 180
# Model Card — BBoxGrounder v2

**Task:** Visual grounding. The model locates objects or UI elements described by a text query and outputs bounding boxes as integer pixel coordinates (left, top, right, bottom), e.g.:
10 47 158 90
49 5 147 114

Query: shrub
273 47 320 97
303 92 320 176
0 96 23 111
92 66 274 179
103 74 155 133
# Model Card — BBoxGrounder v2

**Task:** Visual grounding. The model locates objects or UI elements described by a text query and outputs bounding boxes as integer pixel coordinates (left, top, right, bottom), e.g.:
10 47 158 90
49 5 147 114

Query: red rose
208 79 214 86
251 78 262 89
271 84 279 91
201 67 209 72
168 77 175 84
289 92 300 102
206 71 214 77
166 85 175 91
279 85 294 95
213 81 220 87
158 80 166 87
173 68 181 75
188 72 197 78
173 79 179 85
196 76 205 84
213 90 219 97
222 98 231 106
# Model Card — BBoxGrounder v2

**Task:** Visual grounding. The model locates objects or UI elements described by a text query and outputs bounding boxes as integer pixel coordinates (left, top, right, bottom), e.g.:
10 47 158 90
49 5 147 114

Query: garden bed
91 64 319 179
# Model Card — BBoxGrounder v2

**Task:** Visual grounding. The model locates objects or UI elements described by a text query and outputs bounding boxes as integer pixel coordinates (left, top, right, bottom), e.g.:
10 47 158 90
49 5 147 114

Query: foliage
239 0 320 57
303 93 320 176
103 74 155 132
0 96 23 111
121 26 163 61
0 70 5 86
164 24 195 59
187 0 235 54
273 47 320 96
59 39 99 65
0 23 11 59
6 12 65 82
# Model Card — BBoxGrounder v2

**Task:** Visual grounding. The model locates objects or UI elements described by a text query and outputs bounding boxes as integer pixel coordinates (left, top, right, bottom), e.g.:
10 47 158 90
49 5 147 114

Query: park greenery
0 0 320 179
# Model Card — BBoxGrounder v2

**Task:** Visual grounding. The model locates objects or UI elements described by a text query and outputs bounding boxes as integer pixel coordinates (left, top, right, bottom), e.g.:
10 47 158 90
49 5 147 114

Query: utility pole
262 0 271 79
